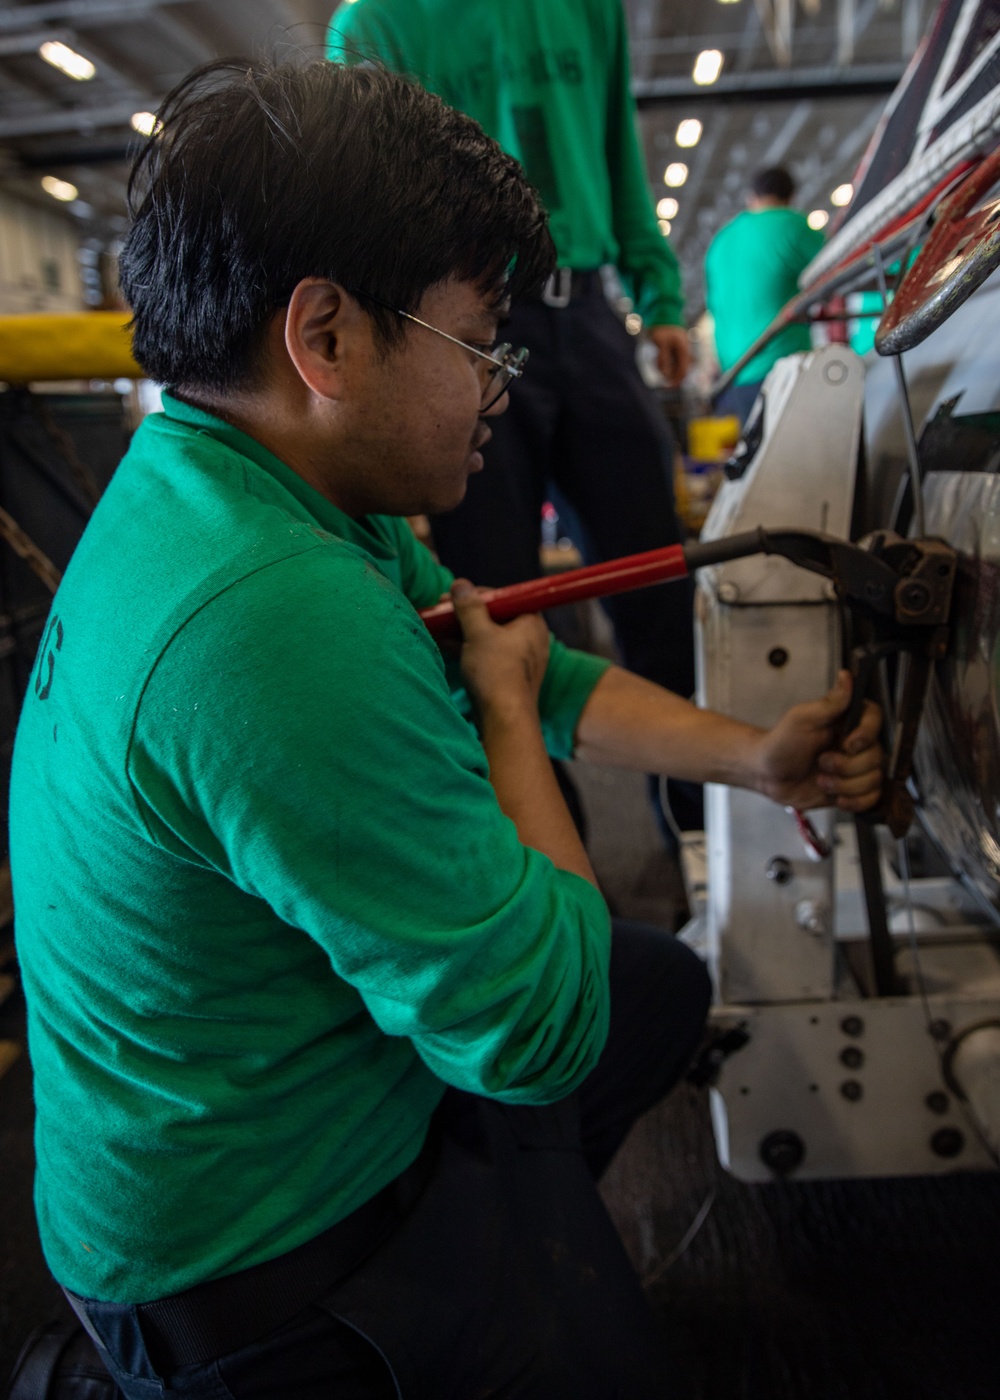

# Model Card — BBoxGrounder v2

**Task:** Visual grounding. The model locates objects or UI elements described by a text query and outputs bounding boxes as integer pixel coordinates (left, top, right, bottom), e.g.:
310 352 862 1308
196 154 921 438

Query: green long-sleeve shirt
327 0 684 327
10 394 611 1303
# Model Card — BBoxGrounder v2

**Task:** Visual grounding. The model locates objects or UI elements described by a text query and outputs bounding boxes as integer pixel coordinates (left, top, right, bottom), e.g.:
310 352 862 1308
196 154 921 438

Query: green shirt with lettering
10 394 612 1303
328 0 684 327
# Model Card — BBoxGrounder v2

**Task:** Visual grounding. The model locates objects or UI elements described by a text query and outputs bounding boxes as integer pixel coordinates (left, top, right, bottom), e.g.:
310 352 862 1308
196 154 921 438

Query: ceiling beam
633 61 904 105
759 98 814 165
0 27 71 55
0 99 164 139
0 0 190 32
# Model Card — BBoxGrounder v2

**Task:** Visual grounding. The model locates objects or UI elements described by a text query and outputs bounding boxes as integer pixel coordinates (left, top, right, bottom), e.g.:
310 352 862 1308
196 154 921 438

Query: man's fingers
825 765 884 798
450 579 494 640
819 738 884 778
841 698 881 754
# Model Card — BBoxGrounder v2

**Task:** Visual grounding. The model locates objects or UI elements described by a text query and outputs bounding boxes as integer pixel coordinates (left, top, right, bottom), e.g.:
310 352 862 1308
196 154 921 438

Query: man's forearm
573 665 766 790
480 701 599 889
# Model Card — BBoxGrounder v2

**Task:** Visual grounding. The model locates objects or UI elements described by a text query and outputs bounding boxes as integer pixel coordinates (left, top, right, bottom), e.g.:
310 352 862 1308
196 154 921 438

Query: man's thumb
450 579 491 638
820 669 852 717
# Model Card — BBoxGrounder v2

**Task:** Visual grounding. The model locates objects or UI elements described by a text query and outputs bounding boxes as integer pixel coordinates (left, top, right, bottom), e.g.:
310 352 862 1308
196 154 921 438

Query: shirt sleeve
604 0 684 327
388 515 612 759
127 544 611 1106
327 0 412 72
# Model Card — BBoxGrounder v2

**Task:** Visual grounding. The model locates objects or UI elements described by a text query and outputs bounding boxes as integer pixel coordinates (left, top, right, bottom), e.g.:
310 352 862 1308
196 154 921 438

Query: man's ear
283 278 367 400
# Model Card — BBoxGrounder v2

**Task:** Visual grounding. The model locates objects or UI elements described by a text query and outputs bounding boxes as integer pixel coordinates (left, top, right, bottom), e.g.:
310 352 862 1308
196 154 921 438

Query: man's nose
480 389 509 418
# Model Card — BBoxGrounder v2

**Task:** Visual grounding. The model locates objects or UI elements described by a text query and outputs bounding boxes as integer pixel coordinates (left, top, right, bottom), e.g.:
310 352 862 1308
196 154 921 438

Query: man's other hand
451 579 550 717
755 671 883 813
648 324 691 387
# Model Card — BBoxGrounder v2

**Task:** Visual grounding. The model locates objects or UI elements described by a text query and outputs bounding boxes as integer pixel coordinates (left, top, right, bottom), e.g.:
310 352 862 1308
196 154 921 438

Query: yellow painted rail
0 311 140 382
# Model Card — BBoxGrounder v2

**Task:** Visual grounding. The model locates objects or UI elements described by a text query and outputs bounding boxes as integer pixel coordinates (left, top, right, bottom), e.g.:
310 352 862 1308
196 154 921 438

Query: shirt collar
159 391 398 559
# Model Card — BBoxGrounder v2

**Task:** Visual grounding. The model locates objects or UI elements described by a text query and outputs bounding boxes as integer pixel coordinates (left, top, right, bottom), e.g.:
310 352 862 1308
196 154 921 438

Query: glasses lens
480 345 528 411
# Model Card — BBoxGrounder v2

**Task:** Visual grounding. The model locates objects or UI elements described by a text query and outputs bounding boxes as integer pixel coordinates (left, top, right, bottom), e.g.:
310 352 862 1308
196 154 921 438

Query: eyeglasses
357 291 529 412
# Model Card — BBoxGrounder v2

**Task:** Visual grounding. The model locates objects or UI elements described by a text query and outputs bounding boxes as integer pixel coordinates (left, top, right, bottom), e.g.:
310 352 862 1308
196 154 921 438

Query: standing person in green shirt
327 0 701 810
705 166 825 423
9 58 883 1399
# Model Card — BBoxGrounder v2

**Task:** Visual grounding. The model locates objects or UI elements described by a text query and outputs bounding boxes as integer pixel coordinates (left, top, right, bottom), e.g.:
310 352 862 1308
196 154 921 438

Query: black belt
65 1130 437 1373
528 267 603 307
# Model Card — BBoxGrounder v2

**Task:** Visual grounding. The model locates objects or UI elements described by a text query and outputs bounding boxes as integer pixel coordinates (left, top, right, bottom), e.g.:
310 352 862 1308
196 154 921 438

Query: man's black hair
749 167 796 202
120 59 556 391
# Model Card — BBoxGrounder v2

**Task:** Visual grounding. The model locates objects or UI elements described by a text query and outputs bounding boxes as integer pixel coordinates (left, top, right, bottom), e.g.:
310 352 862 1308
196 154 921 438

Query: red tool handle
419 543 691 640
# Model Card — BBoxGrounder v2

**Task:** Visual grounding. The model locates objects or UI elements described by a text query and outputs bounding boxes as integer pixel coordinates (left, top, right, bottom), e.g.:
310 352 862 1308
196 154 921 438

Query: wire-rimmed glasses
357 292 529 411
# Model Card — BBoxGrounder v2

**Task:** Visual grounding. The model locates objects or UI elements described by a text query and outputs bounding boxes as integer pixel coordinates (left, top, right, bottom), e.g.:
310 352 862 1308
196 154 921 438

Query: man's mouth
468 427 491 471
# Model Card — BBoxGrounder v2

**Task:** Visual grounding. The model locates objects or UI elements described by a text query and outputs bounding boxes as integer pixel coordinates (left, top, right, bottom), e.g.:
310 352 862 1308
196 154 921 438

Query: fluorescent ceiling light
39 39 94 81
658 219 672 237
807 209 830 230
692 50 724 85
657 197 679 220
664 162 688 187
130 111 160 136
41 174 78 202
831 183 854 207
676 118 703 148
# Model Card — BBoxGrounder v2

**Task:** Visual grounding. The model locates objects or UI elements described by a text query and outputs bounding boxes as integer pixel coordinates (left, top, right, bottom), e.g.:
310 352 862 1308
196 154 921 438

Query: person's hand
648 324 691 387
754 671 883 812
451 579 550 718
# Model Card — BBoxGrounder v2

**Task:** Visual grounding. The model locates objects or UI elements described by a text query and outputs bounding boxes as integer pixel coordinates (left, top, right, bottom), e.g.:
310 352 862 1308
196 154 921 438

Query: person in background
705 166 825 424
327 1 700 808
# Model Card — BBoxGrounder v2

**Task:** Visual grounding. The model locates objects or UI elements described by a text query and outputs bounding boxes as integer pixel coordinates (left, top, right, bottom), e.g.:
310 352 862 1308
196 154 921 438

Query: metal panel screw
925 1091 949 1115
840 1046 864 1070
759 1129 805 1176
766 857 792 885
768 647 789 667
795 900 827 936
840 1016 864 1037
929 1019 951 1041
898 580 931 613
930 1127 964 1158
840 1079 863 1102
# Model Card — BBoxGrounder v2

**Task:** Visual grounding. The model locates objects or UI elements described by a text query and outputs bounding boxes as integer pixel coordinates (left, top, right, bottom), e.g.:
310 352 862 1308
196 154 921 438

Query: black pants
715 380 762 428
75 923 711 1400
431 288 696 699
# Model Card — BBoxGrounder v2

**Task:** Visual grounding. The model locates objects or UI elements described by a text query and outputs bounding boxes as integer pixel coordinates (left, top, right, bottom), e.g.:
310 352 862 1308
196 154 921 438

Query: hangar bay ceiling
0 0 934 315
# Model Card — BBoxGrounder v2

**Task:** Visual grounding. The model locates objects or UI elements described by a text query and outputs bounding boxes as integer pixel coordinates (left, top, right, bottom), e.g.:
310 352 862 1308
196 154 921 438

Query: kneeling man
10 58 881 1399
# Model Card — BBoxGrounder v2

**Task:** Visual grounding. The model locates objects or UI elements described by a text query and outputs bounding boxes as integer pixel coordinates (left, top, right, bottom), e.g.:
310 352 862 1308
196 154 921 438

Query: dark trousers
74 923 711 1399
714 380 763 428
431 288 696 699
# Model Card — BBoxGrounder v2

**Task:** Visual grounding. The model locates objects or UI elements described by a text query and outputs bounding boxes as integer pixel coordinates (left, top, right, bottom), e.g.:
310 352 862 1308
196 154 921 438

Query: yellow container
687 414 741 462
0 311 140 383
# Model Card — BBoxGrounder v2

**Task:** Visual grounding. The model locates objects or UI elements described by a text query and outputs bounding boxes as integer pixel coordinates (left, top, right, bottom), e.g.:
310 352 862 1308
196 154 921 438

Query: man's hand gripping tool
420 525 958 834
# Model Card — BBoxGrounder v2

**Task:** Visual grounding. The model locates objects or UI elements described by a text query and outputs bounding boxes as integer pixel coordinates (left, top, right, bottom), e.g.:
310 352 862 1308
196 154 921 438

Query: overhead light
658 219 672 237
130 111 161 136
692 50 724 85
657 197 679 220
831 183 854 207
41 174 78 202
676 118 703 149
664 162 688 187
38 40 95 81
807 209 830 230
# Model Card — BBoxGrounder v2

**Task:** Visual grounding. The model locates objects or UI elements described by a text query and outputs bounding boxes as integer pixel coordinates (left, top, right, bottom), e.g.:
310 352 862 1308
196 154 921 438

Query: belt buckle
541 267 573 309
